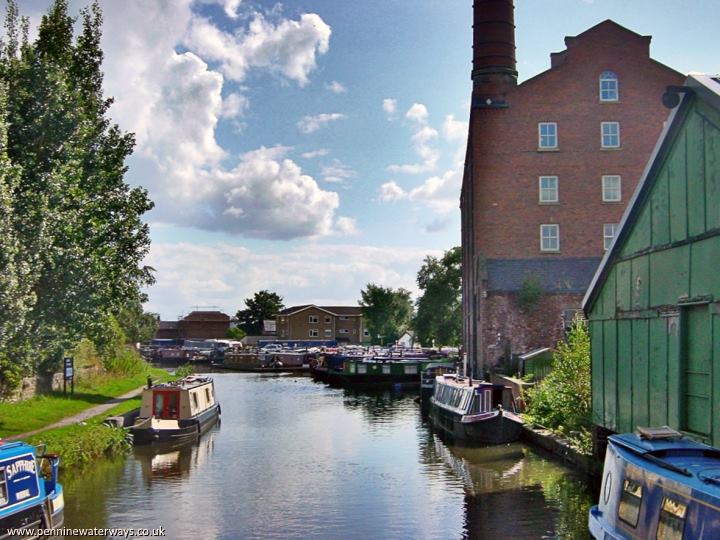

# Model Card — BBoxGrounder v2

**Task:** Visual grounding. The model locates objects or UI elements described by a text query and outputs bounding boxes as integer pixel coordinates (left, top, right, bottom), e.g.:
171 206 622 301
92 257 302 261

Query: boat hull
131 403 221 445
429 402 523 444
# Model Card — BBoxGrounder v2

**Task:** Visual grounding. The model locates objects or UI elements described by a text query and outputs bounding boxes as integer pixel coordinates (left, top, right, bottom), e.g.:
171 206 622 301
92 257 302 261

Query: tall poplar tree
0 0 154 370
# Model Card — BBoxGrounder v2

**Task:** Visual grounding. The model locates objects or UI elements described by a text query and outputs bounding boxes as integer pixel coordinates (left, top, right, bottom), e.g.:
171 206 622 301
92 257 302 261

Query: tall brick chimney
472 0 517 105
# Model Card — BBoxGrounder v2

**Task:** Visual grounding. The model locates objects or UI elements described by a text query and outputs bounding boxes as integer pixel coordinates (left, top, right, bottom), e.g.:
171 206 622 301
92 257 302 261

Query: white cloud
301 149 330 159
378 167 462 214
144 242 440 319
405 103 429 124
442 114 468 142
297 113 347 134
185 12 331 85
321 159 357 184
221 92 249 118
387 107 439 174
335 217 359 236
382 98 397 115
196 0 243 19
325 80 347 93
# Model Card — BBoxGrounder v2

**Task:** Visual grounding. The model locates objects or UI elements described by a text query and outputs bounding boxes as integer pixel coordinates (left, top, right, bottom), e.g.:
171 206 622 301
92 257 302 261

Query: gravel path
6 385 146 441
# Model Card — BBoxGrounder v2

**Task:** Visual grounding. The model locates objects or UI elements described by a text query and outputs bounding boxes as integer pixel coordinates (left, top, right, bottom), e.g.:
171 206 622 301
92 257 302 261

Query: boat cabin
433 375 517 415
139 376 217 421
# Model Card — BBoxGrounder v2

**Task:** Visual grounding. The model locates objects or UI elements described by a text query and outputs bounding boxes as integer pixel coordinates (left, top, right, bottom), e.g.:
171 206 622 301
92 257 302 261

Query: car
260 344 283 353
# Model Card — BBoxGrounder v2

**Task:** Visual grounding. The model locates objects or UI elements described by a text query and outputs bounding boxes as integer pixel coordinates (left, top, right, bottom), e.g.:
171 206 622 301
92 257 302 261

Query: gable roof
183 311 230 322
583 74 720 314
277 304 363 317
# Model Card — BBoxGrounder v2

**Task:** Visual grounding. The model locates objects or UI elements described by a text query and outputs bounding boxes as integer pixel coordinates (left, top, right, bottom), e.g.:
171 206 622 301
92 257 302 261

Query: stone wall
3 364 102 402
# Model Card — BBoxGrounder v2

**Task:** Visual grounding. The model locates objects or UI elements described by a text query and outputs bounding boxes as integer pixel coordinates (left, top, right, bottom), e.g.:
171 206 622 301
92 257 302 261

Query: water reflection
60 373 594 539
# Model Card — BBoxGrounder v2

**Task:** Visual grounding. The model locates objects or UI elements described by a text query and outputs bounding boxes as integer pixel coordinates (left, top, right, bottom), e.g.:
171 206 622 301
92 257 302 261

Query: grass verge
0 366 171 438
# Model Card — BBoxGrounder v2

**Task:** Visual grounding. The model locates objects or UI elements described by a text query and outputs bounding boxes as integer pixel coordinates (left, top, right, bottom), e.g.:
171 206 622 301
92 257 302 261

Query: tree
116 297 158 345
359 284 413 345
236 290 284 336
414 247 462 347
0 0 154 368
226 327 246 340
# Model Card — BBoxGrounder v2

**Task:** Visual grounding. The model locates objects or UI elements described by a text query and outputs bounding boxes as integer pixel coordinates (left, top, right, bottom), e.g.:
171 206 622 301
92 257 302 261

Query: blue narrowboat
589 427 720 539
0 440 64 536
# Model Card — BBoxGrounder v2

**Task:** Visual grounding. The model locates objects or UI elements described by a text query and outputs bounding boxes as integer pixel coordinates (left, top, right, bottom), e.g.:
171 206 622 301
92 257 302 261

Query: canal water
62 372 596 539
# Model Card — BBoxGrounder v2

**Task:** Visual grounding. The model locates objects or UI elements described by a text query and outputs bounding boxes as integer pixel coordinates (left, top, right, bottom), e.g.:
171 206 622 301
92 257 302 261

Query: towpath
5 385 145 442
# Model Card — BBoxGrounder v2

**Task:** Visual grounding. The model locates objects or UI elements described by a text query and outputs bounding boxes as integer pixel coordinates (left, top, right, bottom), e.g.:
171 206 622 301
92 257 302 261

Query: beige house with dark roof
275 305 368 344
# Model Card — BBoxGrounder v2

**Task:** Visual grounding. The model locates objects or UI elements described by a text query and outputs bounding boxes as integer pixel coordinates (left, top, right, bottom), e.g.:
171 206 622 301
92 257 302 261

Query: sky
19 0 720 320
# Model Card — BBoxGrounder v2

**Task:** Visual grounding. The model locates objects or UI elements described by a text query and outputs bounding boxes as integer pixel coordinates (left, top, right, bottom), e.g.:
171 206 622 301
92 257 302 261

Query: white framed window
601 122 620 148
309 329 319 337
324 328 332 336
382 365 391 374
604 223 619 250
540 224 560 252
602 175 622 202
404 365 418 375
357 364 367 374
324 316 331 323
308 315 318 324
599 71 619 102
539 176 559 203
339 329 349 334
538 122 558 149
363 329 369 337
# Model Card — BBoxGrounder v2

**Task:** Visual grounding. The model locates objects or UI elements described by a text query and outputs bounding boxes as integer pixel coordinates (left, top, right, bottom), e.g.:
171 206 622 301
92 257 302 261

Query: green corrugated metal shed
583 74 720 447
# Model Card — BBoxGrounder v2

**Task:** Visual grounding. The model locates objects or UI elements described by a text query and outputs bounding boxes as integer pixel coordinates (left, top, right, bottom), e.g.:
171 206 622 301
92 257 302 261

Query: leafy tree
236 290 284 335
414 247 461 347
359 284 413 345
0 0 154 369
227 327 246 340
525 316 592 452
116 298 158 345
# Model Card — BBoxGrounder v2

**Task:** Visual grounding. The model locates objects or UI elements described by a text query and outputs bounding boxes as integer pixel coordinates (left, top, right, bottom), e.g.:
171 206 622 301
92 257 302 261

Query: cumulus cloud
83 1 343 240
387 104 439 174
378 181 407 202
442 114 468 142
378 167 462 214
325 80 347 93
144 242 440 319
185 12 331 85
221 92 249 118
297 113 347 134
321 159 357 184
382 98 397 116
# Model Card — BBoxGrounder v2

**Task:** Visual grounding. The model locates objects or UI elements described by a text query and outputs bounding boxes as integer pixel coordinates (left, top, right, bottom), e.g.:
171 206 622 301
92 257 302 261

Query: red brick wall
463 21 684 370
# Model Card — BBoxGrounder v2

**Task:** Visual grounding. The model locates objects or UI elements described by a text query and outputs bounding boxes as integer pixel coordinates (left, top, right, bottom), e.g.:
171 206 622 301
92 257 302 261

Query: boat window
0 467 7 506
192 392 199 410
460 391 472 412
656 497 687 540
357 364 367 374
382 365 391 374
404 365 417 375
154 393 164 417
484 390 491 412
167 393 178 419
206 388 212 403
618 478 643 528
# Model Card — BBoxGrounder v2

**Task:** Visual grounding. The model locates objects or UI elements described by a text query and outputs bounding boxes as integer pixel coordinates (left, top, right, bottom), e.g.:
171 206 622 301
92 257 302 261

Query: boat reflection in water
426 434 596 539
134 424 220 484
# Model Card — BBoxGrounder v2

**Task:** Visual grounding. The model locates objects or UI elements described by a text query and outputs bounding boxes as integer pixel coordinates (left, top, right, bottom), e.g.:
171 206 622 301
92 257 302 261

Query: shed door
681 305 711 436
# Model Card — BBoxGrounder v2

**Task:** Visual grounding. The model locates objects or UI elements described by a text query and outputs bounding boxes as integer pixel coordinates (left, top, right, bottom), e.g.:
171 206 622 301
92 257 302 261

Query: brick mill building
460 1 684 374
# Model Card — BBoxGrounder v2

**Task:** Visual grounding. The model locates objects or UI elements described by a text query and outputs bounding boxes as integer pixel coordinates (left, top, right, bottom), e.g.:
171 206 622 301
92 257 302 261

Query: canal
63 372 596 539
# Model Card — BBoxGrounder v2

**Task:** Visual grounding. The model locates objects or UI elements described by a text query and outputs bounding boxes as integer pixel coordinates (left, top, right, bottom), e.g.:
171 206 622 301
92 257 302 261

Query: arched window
600 71 619 101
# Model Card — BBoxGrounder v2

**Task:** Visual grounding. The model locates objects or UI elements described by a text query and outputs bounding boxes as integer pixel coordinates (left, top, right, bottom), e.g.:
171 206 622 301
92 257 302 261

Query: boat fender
217 403 222 415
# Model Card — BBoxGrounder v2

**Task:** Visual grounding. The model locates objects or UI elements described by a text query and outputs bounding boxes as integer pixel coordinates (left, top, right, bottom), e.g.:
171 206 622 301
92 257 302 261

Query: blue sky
22 1 720 319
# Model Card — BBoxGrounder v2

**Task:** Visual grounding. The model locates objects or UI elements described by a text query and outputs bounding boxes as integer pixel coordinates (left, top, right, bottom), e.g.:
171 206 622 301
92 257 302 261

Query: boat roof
610 432 720 497
435 374 506 390
149 375 214 391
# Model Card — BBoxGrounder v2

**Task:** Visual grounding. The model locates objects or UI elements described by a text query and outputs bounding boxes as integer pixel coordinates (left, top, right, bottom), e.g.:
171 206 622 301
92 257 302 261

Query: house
154 311 231 340
396 331 415 348
275 305 368 345
461 0 684 376
583 75 720 447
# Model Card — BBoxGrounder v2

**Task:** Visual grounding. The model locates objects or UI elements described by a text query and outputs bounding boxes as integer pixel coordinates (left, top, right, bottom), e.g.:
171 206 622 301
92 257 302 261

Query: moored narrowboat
0 440 64 536
130 376 220 444
420 361 456 399
326 358 424 387
589 427 720 540
429 374 523 444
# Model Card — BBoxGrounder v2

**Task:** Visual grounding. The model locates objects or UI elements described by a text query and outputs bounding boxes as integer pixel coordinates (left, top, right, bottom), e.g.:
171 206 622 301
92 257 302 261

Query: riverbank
1 365 173 470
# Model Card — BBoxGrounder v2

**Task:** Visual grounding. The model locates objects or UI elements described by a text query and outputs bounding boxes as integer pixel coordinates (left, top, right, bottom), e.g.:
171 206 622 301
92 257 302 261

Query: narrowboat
130 376 220 444
420 361 456 399
0 440 64 536
220 350 310 372
589 427 720 540
429 374 523 444
325 358 425 387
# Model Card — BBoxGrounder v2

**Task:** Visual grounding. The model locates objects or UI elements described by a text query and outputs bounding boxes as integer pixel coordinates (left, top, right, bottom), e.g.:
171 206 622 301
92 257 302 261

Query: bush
104 348 148 377
525 316 591 452
517 273 544 312
175 363 194 378
0 357 22 398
